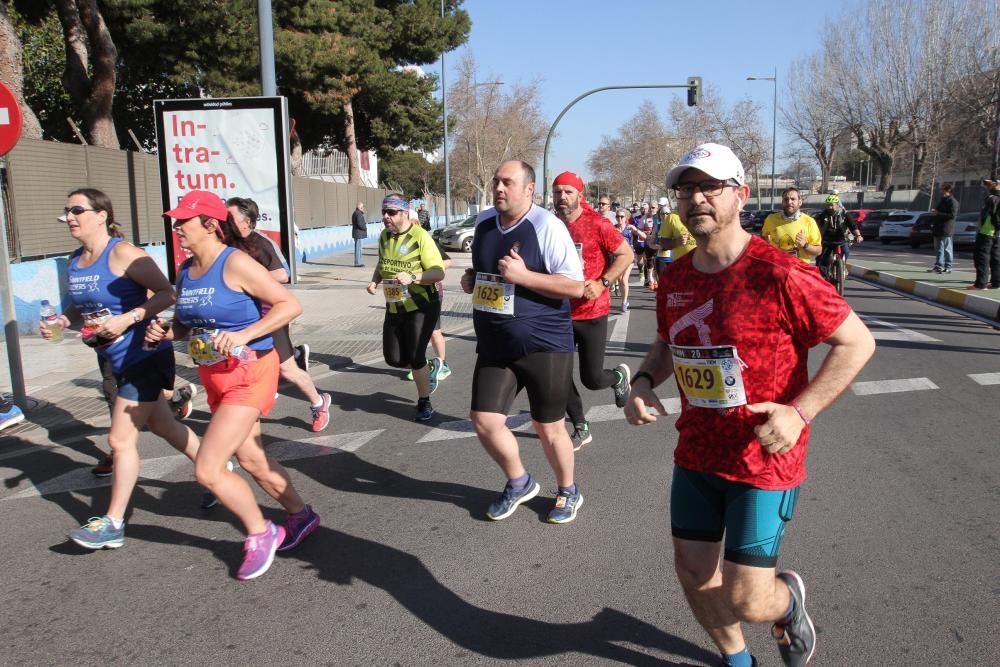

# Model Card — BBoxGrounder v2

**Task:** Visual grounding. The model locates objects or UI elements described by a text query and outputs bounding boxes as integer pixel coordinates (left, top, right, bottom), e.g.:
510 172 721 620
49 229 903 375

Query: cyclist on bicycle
815 194 862 278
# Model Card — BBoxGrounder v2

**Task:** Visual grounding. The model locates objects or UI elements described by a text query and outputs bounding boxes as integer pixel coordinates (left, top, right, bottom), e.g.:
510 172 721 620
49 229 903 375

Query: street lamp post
542 82 699 208
747 69 777 210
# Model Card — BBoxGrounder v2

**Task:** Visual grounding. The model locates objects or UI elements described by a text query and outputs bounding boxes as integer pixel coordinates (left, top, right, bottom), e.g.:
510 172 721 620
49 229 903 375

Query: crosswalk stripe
1 430 383 501
968 373 1000 386
607 309 631 351
861 316 941 342
851 377 938 396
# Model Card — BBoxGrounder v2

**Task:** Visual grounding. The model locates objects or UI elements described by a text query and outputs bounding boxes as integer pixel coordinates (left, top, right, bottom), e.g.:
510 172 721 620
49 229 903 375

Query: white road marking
851 377 939 396
1 430 383 501
607 309 631 351
969 373 1000 386
860 316 941 342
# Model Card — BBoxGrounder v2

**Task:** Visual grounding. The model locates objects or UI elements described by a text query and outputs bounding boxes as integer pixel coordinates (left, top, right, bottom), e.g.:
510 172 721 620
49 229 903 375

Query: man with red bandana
552 171 634 449
624 143 875 667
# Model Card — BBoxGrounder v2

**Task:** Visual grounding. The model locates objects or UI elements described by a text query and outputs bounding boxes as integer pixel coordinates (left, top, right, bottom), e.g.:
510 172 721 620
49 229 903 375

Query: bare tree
447 54 546 206
950 0 1000 179
0 2 43 139
54 0 118 147
782 52 841 192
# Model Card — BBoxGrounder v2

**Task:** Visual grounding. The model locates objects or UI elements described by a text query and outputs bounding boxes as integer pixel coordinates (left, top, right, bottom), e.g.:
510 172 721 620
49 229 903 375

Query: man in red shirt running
552 171 634 449
624 143 875 667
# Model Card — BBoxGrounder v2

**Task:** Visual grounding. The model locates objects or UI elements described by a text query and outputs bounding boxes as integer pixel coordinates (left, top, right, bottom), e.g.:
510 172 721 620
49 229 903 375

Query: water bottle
40 300 63 344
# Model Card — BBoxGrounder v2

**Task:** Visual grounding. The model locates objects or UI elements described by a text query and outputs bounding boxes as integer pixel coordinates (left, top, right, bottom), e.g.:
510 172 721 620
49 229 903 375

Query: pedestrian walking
352 202 368 267
624 144 875 667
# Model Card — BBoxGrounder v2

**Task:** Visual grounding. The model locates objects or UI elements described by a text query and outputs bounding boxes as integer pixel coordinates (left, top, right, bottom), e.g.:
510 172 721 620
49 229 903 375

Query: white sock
106 515 124 529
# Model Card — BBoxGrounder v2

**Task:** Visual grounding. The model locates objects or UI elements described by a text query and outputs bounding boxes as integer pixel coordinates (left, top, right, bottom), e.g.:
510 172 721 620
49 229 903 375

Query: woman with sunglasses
148 190 318 580
365 194 445 421
614 211 643 313
45 188 202 551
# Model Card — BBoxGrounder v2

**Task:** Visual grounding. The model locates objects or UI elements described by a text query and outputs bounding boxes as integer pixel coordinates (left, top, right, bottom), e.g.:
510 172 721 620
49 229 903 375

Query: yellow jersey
657 213 698 261
761 213 821 263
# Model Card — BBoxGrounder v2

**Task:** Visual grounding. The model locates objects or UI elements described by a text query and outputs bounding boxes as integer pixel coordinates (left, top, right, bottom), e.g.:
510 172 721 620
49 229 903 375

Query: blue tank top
175 247 272 352
67 237 166 373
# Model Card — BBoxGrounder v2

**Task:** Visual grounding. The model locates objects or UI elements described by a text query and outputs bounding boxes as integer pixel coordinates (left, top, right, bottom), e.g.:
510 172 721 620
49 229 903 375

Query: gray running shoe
69 516 124 549
486 477 540 520
771 570 816 666
612 363 631 408
570 422 592 451
427 358 441 395
547 488 583 524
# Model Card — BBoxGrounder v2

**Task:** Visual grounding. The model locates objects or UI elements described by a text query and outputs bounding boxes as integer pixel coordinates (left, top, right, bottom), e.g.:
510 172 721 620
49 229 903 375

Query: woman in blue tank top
147 190 318 580
44 188 204 552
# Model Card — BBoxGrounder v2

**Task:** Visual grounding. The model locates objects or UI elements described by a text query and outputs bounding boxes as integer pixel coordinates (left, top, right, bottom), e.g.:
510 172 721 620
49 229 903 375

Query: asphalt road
1 257 997 666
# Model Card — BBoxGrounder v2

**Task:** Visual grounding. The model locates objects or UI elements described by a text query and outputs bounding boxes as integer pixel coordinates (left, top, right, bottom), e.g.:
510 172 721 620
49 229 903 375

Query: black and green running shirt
376 224 444 314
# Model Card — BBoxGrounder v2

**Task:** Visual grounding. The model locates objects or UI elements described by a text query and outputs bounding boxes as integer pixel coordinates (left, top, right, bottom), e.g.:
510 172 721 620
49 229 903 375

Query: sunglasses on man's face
382 209 403 216
64 205 96 216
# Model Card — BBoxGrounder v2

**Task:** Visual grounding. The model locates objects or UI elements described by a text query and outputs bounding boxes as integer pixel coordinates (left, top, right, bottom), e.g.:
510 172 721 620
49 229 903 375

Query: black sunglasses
382 209 403 216
64 205 96 216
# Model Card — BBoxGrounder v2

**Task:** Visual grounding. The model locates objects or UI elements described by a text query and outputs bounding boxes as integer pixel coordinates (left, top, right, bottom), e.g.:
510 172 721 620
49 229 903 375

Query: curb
848 263 1000 322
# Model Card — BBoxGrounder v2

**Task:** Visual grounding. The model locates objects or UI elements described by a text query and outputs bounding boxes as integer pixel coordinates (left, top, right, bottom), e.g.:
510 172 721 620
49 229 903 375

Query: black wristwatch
600 277 610 288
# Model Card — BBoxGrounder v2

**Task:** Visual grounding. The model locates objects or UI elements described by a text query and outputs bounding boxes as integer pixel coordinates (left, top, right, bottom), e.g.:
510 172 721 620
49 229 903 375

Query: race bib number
382 279 409 304
188 327 225 366
670 344 747 408
472 272 515 315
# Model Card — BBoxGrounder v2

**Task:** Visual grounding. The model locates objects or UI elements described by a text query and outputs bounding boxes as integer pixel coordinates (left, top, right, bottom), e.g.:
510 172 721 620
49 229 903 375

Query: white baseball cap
657 196 670 208
665 143 746 189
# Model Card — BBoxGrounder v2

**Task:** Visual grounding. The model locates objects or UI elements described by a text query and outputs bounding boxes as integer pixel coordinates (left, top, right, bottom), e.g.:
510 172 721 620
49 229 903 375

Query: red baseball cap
164 190 229 221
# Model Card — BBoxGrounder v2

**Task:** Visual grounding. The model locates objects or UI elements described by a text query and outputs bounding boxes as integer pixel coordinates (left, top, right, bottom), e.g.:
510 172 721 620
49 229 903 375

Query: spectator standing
417 204 431 232
930 184 957 274
352 202 368 267
968 179 1000 290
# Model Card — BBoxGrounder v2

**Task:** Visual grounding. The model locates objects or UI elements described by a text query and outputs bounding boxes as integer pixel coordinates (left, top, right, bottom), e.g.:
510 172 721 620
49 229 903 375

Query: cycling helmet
824 194 841 205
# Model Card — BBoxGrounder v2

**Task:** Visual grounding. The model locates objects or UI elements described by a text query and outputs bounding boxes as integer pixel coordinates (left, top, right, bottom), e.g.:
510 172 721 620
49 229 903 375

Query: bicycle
822 239 851 296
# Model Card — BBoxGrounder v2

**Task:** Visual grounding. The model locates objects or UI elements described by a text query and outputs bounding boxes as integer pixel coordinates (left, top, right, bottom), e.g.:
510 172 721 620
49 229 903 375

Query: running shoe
69 516 125 549
436 360 452 380
91 454 114 478
415 398 434 422
311 393 332 432
278 505 320 552
427 358 441 395
0 403 25 432
294 344 310 371
612 363 631 408
200 460 235 510
237 521 285 581
172 384 197 420
771 570 816 666
570 422 592 451
547 488 583 524
486 476 540 521
621 301 629 314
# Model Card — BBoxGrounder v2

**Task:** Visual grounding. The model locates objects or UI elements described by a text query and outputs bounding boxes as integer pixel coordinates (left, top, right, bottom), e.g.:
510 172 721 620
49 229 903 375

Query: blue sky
439 0 852 183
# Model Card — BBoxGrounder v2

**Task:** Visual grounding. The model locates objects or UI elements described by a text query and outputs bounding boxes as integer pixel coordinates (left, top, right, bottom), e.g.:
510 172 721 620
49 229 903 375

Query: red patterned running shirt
655 235 852 490
567 207 628 320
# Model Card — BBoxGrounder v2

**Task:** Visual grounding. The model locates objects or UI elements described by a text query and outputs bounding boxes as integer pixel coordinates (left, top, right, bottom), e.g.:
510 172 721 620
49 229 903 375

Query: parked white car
878 211 925 243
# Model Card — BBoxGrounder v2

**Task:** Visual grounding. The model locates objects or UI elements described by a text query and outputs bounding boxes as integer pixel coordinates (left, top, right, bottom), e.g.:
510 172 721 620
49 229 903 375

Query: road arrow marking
860 316 941 342
2 430 383 501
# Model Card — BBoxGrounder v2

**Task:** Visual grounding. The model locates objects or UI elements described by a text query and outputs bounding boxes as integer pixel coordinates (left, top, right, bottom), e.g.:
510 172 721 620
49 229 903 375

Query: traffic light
687 76 702 107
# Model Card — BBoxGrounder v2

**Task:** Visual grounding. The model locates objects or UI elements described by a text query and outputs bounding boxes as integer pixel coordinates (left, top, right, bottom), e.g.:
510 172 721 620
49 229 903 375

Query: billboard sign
153 96 294 280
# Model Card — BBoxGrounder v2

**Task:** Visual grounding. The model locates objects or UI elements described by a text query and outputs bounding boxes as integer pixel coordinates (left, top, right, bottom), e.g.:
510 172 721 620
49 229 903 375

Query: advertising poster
153 97 294 281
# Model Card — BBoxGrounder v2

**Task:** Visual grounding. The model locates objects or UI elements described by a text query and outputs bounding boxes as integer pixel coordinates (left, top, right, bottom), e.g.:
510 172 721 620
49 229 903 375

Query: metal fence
0 139 451 261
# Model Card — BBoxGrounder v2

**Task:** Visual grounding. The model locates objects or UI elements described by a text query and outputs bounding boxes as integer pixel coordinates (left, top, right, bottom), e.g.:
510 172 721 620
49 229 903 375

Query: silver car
879 211 925 243
437 216 478 252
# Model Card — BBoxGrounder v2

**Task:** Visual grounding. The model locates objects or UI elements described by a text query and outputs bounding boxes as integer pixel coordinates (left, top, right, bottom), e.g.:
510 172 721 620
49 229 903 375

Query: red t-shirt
655 235 851 490
567 207 627 320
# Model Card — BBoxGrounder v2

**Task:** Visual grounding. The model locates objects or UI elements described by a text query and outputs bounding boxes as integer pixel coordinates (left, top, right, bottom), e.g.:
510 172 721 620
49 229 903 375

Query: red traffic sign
0 81 24 157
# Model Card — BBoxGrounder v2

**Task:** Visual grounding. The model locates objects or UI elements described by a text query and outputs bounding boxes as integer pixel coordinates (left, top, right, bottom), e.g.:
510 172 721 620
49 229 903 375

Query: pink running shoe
278 505 320 552
237 521 285 581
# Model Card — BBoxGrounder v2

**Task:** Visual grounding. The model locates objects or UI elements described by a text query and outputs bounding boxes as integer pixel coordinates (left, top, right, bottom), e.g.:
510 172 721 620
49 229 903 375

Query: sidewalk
1 245 476 443
847 257 1000 321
